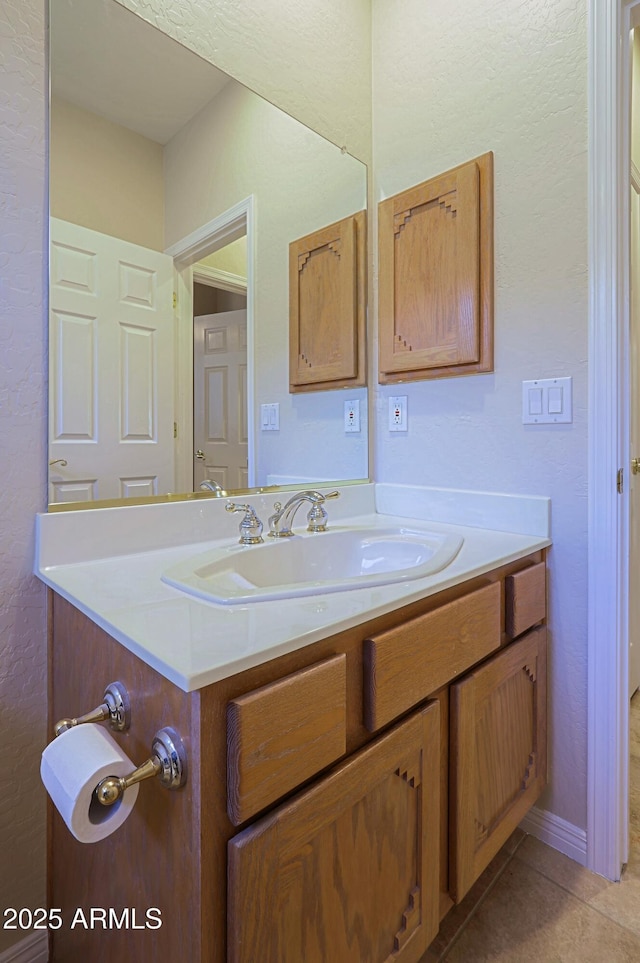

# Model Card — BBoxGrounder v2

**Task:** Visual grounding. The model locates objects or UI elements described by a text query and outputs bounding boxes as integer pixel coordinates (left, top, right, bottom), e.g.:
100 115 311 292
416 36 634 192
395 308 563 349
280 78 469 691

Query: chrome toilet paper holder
94 726 187 807
54 681 131 736
52 681 187 806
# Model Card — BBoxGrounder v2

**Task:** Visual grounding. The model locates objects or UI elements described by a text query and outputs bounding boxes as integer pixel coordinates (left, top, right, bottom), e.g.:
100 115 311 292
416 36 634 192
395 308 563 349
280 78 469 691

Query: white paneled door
49 219 175 503
193 310 248 491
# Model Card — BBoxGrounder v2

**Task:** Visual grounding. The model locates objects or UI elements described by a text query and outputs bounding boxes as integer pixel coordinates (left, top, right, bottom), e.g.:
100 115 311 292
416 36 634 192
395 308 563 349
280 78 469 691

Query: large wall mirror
48 0 368 507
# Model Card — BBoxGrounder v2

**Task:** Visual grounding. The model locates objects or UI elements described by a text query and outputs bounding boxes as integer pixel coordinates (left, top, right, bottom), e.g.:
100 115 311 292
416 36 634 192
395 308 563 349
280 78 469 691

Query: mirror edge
47 478 371 513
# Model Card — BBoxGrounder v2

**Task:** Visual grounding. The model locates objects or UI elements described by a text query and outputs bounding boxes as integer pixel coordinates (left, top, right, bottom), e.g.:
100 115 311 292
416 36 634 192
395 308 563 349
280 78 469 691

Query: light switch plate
522 377 572 424
260 403 280 431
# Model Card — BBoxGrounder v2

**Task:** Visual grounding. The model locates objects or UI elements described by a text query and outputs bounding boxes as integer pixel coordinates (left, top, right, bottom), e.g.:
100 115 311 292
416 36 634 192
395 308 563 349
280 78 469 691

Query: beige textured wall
50 97 165 250
164 79 368 483
0 0 48 954
199 237 247 277
372 0 588 832
114 0 372 164
3 1 370 955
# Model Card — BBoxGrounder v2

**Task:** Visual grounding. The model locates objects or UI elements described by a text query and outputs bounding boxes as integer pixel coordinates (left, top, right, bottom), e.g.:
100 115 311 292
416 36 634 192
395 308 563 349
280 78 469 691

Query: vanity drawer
227 654 347 825
363 581 501 732
504 562 546 640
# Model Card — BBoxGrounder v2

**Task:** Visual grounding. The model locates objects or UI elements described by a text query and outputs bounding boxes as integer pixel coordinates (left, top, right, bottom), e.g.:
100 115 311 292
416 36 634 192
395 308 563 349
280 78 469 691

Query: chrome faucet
268 490 340 538
225 501 264 545
199 479 224 494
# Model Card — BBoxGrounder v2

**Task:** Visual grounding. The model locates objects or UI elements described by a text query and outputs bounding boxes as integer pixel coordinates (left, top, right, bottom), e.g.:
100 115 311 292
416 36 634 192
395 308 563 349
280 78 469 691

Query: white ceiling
51 0 231 144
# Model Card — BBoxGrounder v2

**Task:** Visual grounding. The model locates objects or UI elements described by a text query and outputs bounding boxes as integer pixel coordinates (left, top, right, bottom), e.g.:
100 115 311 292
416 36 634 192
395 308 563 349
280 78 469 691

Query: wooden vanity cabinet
360 556 546 919
228 702 441 963
48 549 546 963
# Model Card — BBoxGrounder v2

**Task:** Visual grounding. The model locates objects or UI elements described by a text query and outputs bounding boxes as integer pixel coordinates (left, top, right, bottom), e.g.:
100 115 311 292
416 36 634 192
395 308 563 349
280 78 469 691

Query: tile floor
420 691 640 962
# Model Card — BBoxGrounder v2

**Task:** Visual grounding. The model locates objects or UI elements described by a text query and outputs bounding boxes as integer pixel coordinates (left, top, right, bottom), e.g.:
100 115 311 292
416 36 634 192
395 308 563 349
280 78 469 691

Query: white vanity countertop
35 483 551 692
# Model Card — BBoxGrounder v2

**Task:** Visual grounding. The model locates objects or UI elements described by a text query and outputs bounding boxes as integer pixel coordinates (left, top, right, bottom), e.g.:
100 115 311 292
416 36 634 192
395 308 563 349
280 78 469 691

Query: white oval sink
161 526 463 605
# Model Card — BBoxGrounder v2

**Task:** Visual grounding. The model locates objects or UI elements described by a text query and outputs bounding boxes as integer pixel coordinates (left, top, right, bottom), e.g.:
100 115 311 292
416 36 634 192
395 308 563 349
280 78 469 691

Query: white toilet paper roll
41 723 140 843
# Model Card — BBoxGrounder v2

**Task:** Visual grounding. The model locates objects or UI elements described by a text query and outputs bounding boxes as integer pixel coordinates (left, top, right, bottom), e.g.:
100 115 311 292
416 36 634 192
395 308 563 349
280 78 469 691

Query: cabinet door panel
364 580 501 731
228 702 440 963
450 626 547 902
227 654 347 825
378 152 493 383
505 561 546 639
289 212 364 390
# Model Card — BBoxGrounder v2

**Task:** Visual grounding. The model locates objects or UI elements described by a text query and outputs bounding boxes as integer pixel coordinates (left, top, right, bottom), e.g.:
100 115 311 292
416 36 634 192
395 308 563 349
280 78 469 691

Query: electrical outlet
389 396 408 432
344 399 360 433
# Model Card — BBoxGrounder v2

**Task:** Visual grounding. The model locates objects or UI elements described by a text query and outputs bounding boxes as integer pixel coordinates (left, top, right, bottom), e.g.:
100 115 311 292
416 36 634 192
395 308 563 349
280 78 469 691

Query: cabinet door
450 627 547 902
364 580 501 731
227 654 347 825
228 702 440 963
378 152 493 384
289 211 365 391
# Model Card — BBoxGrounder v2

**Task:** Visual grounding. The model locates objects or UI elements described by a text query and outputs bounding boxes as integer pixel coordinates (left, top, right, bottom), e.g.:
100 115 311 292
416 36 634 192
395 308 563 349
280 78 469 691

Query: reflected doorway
192 237 248 492
170 197 255 495
193 278 248 491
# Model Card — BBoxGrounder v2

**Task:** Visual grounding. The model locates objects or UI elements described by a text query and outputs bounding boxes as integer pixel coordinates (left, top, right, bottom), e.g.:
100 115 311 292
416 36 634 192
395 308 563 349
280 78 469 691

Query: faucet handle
307 503 329 532
225 502 264 545
307 490 340 532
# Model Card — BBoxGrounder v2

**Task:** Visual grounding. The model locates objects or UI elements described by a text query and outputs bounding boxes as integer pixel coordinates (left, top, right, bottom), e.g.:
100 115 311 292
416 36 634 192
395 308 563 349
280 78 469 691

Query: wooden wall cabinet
378 152 493 383
289 210 366 392
49 549 546 962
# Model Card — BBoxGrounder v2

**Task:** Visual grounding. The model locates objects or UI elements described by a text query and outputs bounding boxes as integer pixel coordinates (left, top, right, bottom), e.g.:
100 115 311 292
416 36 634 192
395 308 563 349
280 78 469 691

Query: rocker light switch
522 378 572 424
548 387 563 414
261 403 279 430
528 388 543 416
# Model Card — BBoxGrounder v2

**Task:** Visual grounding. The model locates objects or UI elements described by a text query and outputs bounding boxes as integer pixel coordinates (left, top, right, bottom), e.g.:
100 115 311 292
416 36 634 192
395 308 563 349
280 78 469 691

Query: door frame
192 262 247 296
587 0 640 880
631 165 640 699
166 196 255 493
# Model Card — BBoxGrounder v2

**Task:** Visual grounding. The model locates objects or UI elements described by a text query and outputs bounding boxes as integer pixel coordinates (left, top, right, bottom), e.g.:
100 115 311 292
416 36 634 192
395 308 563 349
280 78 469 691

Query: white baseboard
520 805 588 866
0 932 48 963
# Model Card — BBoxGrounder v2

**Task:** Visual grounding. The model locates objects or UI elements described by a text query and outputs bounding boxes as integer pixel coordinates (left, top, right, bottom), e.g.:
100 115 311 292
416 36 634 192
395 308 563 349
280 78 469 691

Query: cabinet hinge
173 422 178 439
617 468 624 494
172 291 177 310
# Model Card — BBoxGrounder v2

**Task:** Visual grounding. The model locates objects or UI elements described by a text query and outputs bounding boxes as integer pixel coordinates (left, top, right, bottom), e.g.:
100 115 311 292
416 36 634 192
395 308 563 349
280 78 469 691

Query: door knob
195 449 206 460
632 458 640 475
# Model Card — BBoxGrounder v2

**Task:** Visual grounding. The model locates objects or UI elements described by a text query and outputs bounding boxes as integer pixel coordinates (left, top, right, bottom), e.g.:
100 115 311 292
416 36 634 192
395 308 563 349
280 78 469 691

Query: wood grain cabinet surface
449 625 547 902
289 210 366 391
227 654 347 825
363 581 501 732
228 702 441 963
505 560 546 639
378 152 493 383
48 549 546 963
